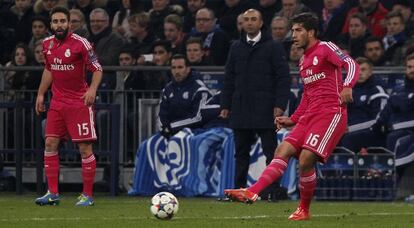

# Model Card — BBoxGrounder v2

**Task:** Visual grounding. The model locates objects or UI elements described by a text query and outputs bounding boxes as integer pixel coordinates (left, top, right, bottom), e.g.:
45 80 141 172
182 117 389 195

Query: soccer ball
150 192 179 220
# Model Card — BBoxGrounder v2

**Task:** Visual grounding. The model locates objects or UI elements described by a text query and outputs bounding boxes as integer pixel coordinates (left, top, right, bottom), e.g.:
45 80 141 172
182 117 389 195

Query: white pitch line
2 212 414 222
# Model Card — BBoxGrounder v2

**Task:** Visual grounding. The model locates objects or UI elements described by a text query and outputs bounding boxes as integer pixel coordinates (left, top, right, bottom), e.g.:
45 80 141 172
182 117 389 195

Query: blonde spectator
69 9 89 37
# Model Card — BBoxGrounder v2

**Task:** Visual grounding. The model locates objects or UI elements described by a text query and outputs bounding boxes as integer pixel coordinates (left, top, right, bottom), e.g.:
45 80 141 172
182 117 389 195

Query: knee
298 154 316 174
78 143 93 158
274 142 296 160
45 138 59 152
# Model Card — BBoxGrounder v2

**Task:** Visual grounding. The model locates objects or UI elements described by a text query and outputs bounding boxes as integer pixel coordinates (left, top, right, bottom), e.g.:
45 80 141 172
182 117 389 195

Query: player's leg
44 137 61 194
289 149 318 221
35 106 66 206
76 142 96 206
65 104 97 206
224 141 297 203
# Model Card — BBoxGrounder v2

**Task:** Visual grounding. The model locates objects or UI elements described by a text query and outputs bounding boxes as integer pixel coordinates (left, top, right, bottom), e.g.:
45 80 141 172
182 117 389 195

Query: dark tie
248 40 255 46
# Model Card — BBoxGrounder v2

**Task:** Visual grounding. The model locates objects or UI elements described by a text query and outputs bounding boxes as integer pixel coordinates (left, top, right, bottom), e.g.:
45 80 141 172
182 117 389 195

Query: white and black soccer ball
150 192 179 220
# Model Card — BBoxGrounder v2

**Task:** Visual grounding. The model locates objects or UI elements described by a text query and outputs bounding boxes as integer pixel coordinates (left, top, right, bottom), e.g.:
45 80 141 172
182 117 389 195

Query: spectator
371 53 414 152
271 16 290 42
70 0 102 25
33 40 45 66
4 43 32 91
256 0 282 28
319 0 349 42
363 36 386 66
142 40 172 90
288 43 304 69
341 0 388 38
275 0 311 19
88 8 126 90
185 37 211 66
4 0 34 44
112 0 144 39
382 11 412 66
186 8 231 65
236 13 244 34
182 0 206 33
158 54 213 138
339 57 389 152
163 14 185 54
27 40 45 90
270 16 292 54
217 0 254 40
392 0 414 37
116 47 145 91
69 9 89 37
337 13 370 58
34 0 66 20
28 16 50 52
148 0 184 39
220 9 290 199
128 12 158 62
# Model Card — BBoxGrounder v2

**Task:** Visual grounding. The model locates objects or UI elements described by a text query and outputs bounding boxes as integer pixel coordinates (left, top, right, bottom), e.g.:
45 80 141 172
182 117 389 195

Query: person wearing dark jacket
185 8 231 66
371 53 414 152
339 57 388 152
220 9 290 198
158 54 213 138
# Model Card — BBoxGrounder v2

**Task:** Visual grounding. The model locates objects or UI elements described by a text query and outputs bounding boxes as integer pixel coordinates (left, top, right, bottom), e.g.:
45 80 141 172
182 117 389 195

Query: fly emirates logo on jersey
50 57 74 71
302 71 326 85
302 56 326 85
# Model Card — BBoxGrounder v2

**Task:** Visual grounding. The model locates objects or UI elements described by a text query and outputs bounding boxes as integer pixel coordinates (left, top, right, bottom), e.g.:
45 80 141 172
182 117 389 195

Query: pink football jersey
43 33 102 104
291 41 359 122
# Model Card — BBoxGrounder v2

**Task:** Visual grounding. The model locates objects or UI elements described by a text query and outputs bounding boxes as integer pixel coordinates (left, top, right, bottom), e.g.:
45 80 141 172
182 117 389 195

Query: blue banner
128 127 294 197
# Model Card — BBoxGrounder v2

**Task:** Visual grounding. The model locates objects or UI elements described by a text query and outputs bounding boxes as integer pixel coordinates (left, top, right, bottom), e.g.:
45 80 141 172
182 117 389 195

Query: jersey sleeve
324 42 360 88
78 36 102 72
42 40 51 71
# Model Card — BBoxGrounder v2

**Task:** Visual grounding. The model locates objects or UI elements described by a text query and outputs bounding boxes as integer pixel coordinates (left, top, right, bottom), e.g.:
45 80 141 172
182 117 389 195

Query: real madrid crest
65 49 71 58
313 56 318 65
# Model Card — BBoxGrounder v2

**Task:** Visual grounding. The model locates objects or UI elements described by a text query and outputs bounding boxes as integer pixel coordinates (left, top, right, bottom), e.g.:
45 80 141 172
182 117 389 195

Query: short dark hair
356 57 373 67
385 11 405 25
32 15 49 27
291 12 319 37
406 53 414 62
171 54 190 67
350 13 368 26
49 6 70 21
186 37 203 48
118 45 137 59
364 36 384 50
151 40 172 53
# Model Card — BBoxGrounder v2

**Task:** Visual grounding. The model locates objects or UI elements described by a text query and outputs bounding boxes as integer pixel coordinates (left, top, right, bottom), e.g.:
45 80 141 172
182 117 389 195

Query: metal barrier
0 66 407 195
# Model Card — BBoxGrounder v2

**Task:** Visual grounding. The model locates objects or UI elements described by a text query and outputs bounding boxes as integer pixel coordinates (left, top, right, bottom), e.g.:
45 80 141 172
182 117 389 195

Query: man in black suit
220 9 290 199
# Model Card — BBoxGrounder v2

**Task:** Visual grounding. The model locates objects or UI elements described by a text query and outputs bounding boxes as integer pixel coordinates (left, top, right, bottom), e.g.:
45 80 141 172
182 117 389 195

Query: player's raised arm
35 69 53 115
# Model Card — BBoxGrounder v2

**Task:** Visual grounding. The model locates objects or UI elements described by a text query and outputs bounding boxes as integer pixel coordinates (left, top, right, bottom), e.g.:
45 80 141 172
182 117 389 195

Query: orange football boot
224 188 258 204
288 206 311 220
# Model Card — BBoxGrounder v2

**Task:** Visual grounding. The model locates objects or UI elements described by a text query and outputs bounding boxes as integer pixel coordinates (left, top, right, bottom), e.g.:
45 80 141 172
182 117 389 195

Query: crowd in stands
0 0 414 157
1 0 414 70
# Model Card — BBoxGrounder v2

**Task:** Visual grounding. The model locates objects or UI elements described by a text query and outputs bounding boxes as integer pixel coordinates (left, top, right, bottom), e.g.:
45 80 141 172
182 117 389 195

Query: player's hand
219 109 229 119
275 116 295 131
340 87 353 104
81 88 97 106
273 107 284 119
35 94 45 115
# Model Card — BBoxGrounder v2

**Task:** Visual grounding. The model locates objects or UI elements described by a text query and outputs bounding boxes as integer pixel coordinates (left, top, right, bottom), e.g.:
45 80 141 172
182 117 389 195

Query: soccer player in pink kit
34 6 102 206
224 13 359 220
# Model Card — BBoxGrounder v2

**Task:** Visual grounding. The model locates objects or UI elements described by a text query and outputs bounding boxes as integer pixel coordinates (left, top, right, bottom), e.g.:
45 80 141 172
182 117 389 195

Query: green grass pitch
1 194 414 228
